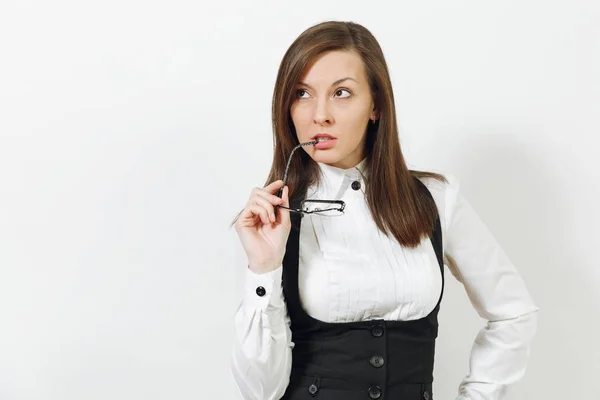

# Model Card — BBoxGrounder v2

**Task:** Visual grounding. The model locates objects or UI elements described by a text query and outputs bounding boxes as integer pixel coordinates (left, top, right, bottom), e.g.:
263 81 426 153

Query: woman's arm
443 175 540 400
230 265 294 400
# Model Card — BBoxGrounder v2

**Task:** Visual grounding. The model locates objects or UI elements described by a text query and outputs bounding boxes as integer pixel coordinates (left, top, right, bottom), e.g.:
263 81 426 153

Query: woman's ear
370 101 379 120
371 109 379 121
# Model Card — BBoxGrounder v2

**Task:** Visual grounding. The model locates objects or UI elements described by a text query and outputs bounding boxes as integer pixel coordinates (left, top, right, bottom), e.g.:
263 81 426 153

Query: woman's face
290 50 377 169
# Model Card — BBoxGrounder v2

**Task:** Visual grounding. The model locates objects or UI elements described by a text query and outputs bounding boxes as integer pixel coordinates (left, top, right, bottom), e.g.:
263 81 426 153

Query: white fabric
230 158 539 400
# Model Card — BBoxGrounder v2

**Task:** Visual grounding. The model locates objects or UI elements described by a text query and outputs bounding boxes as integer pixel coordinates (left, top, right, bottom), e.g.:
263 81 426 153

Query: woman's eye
334 89 351 98
296 89 309 99
295 88 351 99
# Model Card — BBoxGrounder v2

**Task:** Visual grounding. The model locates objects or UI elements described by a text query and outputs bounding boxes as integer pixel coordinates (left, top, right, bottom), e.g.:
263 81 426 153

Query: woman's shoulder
412 170 461 235
412 170 459 198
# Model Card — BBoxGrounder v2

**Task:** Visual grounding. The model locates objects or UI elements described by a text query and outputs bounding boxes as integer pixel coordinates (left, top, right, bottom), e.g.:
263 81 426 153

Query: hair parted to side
230 20 447 248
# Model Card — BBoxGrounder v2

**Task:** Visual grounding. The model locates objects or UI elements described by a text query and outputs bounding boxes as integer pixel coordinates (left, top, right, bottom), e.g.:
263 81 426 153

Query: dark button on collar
255 286 266 296
368 385 382 399
351 180 361 190
423 390 430 400
369 355 385 368
371 324 384 337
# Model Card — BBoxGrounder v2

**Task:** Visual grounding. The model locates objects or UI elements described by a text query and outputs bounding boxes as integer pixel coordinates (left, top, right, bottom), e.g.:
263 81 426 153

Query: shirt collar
313 156 367 198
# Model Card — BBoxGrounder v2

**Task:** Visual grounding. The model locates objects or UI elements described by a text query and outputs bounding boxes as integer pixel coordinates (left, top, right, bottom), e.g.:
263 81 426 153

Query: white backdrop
1 0 599 399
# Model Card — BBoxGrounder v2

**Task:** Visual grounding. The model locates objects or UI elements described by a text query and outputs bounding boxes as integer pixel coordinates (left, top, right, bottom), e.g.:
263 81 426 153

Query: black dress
280 178 444 400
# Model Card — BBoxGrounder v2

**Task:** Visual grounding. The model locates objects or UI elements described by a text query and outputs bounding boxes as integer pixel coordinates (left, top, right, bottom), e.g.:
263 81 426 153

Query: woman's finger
250 180 284 201
276 185 291 224
248 204 270 225
240 202 270 226
255 190 284 208
264 180 284 194
253 195 277 223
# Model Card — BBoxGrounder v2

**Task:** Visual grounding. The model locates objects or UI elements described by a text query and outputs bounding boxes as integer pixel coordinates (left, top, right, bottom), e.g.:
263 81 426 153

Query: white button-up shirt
230 158 539 400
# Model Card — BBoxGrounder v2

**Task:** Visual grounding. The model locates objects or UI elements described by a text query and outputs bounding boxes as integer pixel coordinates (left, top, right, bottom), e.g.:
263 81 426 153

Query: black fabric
280 177 444 400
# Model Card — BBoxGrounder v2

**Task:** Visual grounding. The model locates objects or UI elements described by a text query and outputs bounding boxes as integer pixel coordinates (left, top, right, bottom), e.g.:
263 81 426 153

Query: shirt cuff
243 264 285 312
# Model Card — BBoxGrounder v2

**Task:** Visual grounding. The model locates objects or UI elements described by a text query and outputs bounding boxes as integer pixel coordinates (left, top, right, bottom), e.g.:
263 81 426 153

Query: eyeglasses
275 140 346 218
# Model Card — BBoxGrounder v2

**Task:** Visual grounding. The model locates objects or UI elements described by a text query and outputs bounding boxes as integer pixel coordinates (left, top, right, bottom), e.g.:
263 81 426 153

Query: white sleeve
442 175 540 400
230 265 294 400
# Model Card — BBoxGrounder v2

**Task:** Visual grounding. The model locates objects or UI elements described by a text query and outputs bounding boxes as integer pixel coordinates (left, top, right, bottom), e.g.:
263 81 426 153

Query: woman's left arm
442 175 540 400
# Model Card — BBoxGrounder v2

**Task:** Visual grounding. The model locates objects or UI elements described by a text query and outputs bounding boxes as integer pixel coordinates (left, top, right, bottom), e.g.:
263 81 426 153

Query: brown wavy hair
230 20 447 248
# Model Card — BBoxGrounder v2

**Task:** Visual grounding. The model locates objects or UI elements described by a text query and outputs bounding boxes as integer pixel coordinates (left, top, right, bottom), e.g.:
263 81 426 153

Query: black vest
280 178 444 400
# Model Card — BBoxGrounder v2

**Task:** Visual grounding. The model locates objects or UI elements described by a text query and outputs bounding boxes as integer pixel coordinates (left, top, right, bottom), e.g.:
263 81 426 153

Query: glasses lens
302 201 344 217
313 209 344 217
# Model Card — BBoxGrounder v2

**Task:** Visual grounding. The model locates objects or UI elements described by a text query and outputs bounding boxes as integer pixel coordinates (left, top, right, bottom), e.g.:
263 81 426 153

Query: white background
1 0 598 399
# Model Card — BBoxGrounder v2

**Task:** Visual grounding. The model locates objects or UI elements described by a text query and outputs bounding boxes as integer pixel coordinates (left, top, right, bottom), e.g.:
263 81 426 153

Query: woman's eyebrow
297 77 358 89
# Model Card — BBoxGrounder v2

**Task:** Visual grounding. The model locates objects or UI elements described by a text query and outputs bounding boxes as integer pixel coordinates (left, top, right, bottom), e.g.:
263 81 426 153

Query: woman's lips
314 138 337 150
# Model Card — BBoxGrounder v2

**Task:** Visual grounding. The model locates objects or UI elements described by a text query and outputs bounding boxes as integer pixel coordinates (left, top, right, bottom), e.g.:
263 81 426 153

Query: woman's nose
313 99 333 125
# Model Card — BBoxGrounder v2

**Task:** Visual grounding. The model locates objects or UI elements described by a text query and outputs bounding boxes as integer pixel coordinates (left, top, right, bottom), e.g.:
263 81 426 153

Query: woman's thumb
278 185 291 224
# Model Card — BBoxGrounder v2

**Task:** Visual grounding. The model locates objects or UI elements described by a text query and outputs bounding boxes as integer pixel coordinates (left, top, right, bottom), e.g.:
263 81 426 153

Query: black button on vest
368 385 382 399
351 180 361 190
370 355 385 368
280 177 444 399
371 324 384 337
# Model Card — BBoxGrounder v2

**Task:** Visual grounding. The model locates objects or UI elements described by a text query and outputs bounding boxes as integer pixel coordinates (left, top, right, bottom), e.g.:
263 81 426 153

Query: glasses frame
275 141 346 218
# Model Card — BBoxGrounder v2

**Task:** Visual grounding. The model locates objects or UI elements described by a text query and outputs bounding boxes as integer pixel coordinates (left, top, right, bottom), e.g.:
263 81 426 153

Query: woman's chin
309 150 340 163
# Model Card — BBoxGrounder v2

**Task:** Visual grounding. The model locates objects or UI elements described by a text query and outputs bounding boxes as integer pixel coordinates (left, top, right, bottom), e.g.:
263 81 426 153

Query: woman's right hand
234 180 292 274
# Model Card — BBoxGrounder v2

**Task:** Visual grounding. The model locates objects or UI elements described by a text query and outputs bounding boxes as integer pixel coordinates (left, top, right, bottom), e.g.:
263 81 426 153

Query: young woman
229 20 539 400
